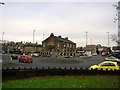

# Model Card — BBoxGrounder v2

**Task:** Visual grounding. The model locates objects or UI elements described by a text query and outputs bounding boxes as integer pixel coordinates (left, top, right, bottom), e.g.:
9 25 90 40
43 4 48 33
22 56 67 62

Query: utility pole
85 31 88 46
2 32 5 44
107 32 110 47
33 30 35 55
114 1 120 46
0 2 4 63
91 38 92 45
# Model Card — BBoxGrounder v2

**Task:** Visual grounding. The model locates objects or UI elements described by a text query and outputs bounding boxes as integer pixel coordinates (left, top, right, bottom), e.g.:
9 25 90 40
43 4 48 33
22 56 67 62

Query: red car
19 55 33 63
101 51 108 56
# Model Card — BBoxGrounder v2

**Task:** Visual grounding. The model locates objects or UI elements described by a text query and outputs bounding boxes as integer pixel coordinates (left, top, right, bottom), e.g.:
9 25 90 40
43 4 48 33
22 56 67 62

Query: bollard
10 57 12 64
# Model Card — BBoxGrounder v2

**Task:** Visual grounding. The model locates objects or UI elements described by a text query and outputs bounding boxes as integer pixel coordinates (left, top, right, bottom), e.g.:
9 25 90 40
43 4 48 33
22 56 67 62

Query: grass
2 75 119 88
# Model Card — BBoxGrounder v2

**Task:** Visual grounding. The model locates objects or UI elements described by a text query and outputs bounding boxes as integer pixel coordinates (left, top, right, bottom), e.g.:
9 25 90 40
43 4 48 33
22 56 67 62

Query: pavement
2 54 105 69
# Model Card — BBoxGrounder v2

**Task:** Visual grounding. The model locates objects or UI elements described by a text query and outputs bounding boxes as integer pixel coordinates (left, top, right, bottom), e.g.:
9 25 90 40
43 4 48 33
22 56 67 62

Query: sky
0 0 120 47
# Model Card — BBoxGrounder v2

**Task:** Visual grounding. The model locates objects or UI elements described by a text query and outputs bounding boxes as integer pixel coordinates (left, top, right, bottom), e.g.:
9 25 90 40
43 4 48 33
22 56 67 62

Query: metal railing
2 67 120 81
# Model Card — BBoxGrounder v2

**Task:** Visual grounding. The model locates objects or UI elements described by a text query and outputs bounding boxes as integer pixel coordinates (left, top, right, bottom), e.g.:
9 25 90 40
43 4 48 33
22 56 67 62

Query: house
85 45 96 53
22 43 42 54
42 33 76 57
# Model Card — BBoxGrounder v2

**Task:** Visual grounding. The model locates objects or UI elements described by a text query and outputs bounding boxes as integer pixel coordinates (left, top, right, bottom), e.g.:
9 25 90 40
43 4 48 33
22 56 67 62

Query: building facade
22 43 42 54
42 33 76 57
85 45 97 53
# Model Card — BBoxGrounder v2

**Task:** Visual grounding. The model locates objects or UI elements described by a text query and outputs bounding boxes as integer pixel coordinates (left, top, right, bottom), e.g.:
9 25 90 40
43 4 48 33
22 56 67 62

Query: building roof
86 45 96 47
42 33 76 44
23 44 42 47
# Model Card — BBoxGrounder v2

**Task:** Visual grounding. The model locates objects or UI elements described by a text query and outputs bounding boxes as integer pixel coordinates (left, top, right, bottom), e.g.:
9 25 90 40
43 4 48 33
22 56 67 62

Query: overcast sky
0 0 119 47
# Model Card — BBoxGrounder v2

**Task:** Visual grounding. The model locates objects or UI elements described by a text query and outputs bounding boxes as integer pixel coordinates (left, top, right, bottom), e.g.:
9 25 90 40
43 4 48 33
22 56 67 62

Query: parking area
2 54 105 69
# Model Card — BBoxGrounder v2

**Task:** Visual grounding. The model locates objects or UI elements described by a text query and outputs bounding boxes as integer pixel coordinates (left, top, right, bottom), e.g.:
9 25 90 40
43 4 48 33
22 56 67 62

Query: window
43 44 46 48
67 44 69 47
100 63 115 66
100 63 107 66
58 43 60 48
70 44 72 48
73 44 76 48
108 63 115 66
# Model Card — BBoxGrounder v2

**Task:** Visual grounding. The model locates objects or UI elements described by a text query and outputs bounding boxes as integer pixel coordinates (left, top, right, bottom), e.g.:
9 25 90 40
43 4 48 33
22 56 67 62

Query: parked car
19 55 33 63
105 56 120 62
84 52 92 57
64 55 73 58
32 53 39 57
89 61 120 71
101 51 108 56
11 54 18 59
2 51 6 54
92 53 97 56
111 53 120 59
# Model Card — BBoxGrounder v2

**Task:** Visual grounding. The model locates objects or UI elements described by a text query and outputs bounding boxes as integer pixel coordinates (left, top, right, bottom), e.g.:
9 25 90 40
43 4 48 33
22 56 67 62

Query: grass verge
2 75 119 88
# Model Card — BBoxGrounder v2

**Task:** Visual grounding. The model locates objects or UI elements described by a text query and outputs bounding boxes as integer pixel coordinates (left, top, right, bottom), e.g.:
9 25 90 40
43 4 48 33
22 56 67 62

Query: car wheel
95 68 98 70
31 61 33 63
106 68 108 71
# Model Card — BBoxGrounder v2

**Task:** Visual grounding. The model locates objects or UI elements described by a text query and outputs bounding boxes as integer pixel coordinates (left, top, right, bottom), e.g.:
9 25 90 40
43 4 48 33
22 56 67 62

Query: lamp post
33 30 35 55
0 2 5 63
1 2 5 43
85 31 88 46
2 32 5 44
114 1 120 46
107 32 110 47
91 38 92 45
42 34 44 41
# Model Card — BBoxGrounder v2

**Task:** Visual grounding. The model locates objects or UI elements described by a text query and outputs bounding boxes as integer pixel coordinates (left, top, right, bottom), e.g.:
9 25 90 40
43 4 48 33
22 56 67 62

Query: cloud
4 0 120 2
1 2 118 47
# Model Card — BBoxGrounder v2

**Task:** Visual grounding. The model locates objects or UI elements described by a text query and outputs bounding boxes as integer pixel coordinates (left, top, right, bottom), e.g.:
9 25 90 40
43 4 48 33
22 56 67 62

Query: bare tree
111 32 120 45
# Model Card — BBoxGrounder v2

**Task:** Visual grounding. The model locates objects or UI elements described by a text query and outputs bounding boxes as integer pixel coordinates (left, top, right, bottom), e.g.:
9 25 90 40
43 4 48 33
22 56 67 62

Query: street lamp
1 2 5 43
33 30 35 54
0 2 5 62
107 32 110 47
2 32 5 44
42 34 44 41
91 38 92 45
86 31 88 45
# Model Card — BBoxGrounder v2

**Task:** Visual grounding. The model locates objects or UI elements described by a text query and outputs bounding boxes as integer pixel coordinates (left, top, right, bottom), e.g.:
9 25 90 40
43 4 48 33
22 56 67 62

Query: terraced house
42 33 76 57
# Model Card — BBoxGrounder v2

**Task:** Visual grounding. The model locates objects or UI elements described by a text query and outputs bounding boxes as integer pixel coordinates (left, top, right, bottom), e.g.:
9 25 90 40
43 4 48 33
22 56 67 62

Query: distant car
2 51 6 54
64 55 73 58
92 53 97 56
11 54 18 59
19 55 33 63
32 53 39 57
84 52 92 57
105 56 120 62
101 52 108 56
89 61 120 71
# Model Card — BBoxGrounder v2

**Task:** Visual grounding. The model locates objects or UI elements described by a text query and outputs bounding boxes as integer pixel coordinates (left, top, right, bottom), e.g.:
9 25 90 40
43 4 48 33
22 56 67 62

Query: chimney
50 33 54 37
65 37 68 39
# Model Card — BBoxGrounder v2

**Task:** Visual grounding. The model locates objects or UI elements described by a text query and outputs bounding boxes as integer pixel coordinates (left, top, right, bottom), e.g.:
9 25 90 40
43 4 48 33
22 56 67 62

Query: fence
2 67 120 81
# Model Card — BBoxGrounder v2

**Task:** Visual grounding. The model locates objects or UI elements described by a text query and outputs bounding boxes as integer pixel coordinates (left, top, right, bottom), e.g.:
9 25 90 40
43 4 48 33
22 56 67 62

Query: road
2 54 105 69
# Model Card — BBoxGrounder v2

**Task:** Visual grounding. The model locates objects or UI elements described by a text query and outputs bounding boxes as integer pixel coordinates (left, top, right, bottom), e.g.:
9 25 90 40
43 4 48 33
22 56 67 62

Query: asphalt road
2 54 105 69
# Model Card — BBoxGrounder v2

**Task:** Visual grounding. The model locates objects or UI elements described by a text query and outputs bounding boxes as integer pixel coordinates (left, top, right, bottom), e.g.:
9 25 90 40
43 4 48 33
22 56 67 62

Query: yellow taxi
89 61 120 71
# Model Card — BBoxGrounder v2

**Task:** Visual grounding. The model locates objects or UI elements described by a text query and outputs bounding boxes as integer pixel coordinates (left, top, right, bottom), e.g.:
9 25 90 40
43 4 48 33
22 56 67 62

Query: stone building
22 43 42 54
42 33 76 57
85 45 96 53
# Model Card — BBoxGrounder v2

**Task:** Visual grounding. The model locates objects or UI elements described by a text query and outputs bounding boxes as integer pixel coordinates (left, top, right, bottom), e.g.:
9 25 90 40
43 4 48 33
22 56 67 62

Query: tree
111 32 120 45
